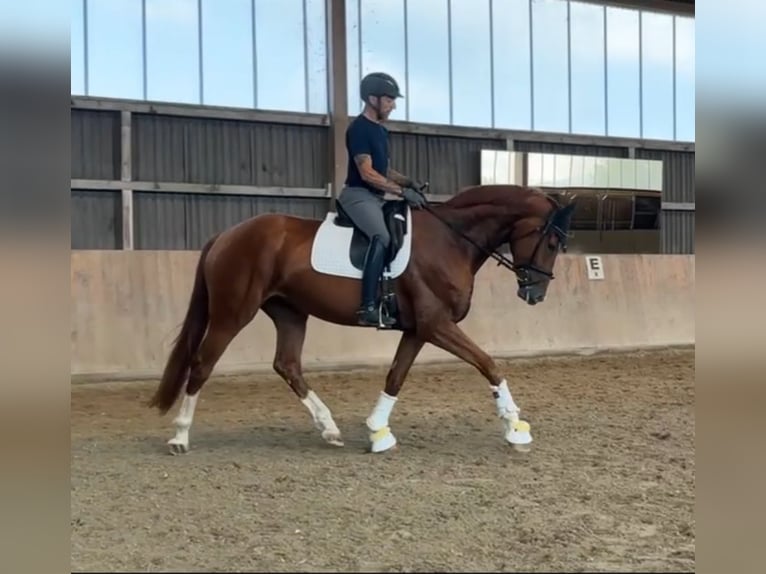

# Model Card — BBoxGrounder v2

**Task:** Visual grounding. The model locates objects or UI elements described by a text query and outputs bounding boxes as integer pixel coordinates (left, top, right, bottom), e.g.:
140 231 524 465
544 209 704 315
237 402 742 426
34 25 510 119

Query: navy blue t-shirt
345 114 389 194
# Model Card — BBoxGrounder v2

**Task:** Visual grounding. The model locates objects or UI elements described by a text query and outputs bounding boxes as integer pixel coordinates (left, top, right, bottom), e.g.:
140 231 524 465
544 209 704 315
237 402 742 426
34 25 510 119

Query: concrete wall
70 251 694 381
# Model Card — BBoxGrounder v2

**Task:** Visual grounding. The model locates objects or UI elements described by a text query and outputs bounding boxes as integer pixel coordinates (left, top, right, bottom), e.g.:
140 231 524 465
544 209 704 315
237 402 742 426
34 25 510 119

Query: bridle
508 210 570 287
421 195 570 287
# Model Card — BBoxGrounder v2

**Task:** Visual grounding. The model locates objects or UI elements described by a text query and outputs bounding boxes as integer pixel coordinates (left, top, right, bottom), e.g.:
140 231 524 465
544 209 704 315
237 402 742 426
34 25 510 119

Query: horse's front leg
366 330 425 453
426 321 533 451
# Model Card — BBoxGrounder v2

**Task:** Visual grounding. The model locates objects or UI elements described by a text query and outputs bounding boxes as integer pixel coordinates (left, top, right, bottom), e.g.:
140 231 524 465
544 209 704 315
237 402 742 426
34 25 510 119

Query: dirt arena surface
71 348 694 573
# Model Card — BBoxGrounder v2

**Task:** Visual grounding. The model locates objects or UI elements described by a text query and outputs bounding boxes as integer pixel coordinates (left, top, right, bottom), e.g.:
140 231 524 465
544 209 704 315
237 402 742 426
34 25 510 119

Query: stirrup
357 303 395 328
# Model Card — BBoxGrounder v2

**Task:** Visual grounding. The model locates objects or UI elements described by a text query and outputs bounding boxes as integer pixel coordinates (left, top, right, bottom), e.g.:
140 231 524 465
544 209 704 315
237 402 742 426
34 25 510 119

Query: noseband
509 210 571 286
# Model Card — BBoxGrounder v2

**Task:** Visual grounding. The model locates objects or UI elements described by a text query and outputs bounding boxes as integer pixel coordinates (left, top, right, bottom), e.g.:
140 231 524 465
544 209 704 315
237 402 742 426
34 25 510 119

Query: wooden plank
121 111 132 183
383 118 695 152
71 95 329 127
72 96 695 152
71 179 329 198
326 0 348 211
72 177 449 203
121 189 134 250
662 202 695 211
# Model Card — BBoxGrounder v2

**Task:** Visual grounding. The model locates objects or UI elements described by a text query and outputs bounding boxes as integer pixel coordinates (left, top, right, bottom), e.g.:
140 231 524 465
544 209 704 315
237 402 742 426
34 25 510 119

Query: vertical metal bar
302 0 310 112
528 0 534 130
638 10 643 138
603 5 608 135
404 0 410 121
120 111 134 250
489 0 495 128
447 0 453 124
630 192 636 231
357 0 363 89
142 0 147 99
567 0 572 134
198 0 204 104
672 15 677 140
251 0 258 108
83 0 89 95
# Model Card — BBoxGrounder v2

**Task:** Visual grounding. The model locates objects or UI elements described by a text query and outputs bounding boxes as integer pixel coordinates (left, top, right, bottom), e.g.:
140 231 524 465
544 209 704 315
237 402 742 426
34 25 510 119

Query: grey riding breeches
336 186 391 249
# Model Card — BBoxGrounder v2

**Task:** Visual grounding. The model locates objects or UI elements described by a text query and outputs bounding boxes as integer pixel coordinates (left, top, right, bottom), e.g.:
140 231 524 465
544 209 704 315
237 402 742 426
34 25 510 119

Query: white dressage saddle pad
310 210 413 279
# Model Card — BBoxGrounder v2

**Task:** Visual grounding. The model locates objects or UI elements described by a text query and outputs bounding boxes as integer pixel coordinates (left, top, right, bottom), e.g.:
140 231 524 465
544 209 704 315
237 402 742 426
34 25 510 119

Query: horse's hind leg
167 317 244 455
262 298 344 447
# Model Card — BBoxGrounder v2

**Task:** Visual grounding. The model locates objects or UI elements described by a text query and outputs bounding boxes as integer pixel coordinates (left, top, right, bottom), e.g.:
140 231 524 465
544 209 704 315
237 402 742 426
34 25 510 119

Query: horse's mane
440 184 552 210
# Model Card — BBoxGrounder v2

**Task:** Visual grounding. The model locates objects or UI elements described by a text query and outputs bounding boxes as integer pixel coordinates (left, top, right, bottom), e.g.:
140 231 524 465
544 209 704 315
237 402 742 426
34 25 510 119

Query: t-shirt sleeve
346 121 372 159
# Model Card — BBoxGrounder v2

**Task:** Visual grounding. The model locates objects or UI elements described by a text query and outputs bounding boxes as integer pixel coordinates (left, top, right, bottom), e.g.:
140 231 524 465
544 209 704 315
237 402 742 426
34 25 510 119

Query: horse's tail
149 234 218 415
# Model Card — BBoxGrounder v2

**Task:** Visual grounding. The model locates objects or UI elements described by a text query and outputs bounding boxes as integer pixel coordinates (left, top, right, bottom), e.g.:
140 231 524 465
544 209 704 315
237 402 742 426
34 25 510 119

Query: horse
148 183 576 455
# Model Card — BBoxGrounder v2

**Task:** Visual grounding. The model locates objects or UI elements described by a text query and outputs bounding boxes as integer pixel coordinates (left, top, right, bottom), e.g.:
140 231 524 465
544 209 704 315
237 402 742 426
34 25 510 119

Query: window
674 16 694 141
641 11 674 140
255 0 306 112
405 0 451 125
71 0 85 95
492 0 531 130
359 0 407 121
606 6 640 138
87 0 143 99
531 0 569 133
146 0 200 104
346 0 361 115
201 0 253 108
450 0 492 127
570 2 605 136
305 0 328 114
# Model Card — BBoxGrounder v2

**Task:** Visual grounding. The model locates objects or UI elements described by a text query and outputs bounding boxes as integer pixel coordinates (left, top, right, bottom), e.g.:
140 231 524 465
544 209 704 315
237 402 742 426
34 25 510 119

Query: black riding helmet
360 72 404 103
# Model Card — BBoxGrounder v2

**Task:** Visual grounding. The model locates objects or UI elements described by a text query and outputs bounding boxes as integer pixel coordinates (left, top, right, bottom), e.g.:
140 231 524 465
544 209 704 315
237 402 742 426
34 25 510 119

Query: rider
337 71 428 328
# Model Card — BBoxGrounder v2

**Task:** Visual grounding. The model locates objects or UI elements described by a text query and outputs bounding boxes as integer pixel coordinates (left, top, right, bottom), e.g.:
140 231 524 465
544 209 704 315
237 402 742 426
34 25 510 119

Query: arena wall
70 251 694 381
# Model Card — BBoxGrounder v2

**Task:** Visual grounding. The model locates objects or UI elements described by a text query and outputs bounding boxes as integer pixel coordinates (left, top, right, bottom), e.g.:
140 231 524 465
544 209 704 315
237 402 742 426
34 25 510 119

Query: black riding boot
357 235 395 328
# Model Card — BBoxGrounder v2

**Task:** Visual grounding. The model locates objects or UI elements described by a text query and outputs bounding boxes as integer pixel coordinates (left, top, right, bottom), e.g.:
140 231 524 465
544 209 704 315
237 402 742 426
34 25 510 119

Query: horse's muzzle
517 286 545 306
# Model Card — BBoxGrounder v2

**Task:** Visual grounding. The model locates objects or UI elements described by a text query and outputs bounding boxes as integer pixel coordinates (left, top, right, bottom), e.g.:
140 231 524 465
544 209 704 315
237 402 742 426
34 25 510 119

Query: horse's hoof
167 439 189 455
322 431 345 447
369 426 397 453
505 420 532 452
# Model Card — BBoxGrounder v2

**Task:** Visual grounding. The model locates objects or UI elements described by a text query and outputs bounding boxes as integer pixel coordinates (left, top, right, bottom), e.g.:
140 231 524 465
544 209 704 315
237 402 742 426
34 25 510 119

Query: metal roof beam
574 0 694 16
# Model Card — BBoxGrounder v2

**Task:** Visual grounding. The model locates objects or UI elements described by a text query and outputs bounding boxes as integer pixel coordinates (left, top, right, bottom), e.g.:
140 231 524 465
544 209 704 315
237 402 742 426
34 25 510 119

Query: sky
69 0 695 142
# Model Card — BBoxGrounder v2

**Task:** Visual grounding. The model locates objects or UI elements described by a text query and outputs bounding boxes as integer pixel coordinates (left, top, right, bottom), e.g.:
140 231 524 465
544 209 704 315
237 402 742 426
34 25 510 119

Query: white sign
585 256 605 280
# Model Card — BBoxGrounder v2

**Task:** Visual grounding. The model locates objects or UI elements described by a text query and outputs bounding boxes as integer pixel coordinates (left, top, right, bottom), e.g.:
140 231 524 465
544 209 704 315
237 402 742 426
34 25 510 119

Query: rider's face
375 95 396 119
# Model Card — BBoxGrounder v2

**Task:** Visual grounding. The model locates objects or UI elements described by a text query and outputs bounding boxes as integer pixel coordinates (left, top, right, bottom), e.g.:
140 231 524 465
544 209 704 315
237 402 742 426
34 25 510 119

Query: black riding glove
401 186 427 209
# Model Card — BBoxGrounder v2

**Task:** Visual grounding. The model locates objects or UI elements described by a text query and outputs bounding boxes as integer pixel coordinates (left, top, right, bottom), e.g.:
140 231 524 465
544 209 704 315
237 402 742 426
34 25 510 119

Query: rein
422 203 525 273
420 197 570 283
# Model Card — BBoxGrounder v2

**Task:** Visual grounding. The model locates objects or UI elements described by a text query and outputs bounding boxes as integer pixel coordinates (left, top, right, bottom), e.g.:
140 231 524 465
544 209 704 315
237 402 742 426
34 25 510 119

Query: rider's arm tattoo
354 154 403 195
387 167 413 188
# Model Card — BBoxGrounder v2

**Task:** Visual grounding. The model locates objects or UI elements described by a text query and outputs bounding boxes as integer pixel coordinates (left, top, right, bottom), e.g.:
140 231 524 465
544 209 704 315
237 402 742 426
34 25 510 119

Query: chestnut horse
149 184 575 454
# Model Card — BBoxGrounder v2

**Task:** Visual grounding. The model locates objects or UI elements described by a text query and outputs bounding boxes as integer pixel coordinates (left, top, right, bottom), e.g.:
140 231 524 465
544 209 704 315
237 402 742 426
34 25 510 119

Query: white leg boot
366 391 398 453
491 379 532 451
